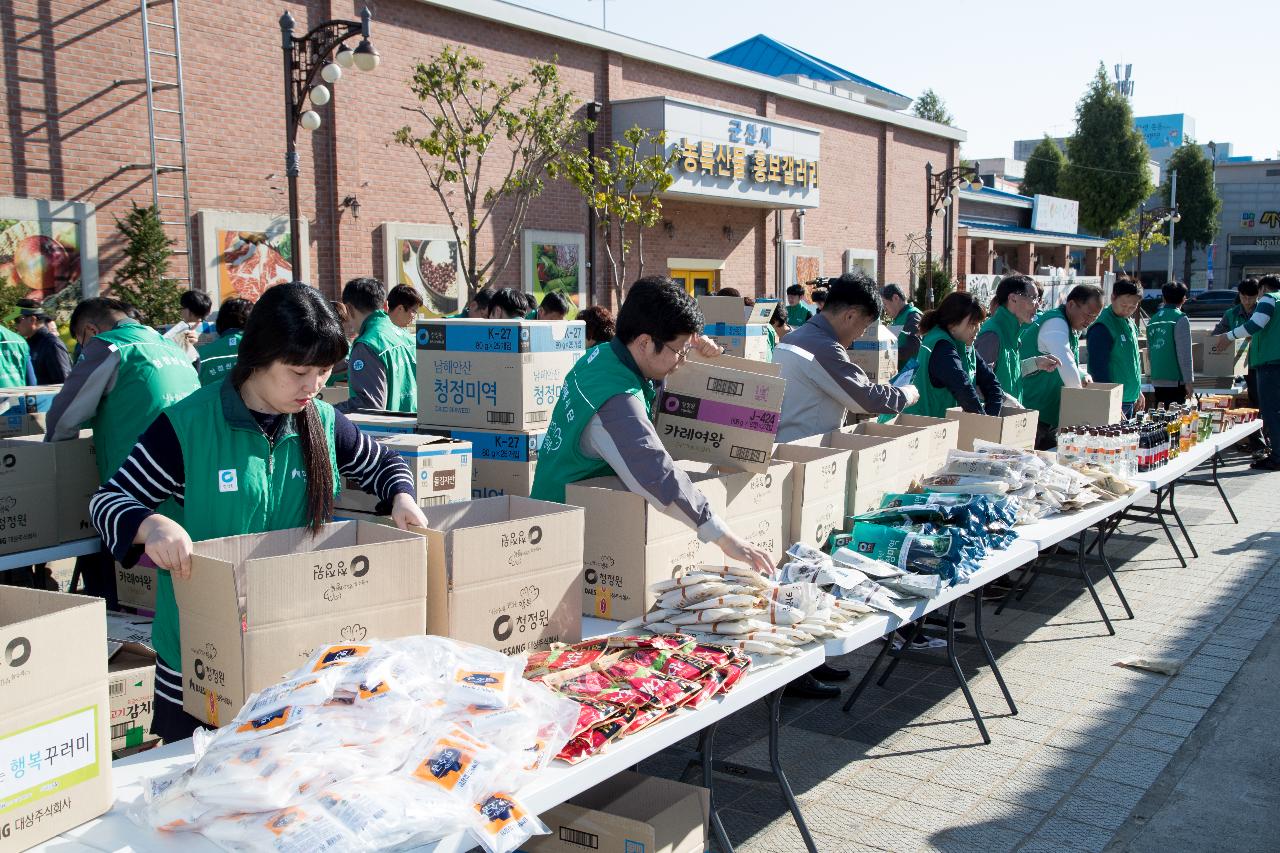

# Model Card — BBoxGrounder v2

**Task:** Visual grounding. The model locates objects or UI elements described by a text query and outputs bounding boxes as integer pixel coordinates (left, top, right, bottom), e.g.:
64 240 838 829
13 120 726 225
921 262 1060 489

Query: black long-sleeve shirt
927 338 1002 415
27 328 71 385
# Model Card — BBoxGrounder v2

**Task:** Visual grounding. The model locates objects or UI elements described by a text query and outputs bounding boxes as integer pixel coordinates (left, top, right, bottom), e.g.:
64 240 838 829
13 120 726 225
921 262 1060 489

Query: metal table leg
1147 485 1188 568
1075 530 1115 635
699 724 736 853
1094 519 1134 620
876 621 924 687
1212 452 1239 523
1166 481 1199 559
971 590 1016 716
767 689 819 853
843 635 893 714
944 600 991 744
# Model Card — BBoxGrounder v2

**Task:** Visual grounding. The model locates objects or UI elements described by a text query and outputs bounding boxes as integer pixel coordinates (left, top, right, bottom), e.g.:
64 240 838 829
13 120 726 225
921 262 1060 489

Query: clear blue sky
508 0 1276 162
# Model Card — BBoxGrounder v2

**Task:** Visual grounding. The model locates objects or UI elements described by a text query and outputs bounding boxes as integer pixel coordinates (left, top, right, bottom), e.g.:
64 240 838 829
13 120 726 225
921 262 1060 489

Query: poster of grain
382 223 464 318
197 211 309 302
522 230 586 314
0 197 99 312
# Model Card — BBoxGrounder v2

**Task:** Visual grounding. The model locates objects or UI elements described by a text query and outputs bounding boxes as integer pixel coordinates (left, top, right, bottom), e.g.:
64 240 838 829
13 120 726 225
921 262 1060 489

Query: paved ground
637 444 1280 852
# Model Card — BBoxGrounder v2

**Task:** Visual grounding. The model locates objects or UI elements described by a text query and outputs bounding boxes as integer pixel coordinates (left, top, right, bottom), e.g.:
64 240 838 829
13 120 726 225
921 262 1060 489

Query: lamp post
1134 203 1180 286
924 162 982 309
280 6 379 277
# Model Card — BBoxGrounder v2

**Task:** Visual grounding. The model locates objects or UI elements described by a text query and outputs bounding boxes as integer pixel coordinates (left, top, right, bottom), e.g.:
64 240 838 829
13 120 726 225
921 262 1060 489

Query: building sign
1030 194 1079 234
1229 235 1280 250
610 96 821 209
1240 211 1280 229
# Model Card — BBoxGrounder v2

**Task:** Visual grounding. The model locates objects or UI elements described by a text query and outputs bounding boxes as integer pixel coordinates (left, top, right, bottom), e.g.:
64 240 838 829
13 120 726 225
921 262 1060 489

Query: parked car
1181 289 1240 318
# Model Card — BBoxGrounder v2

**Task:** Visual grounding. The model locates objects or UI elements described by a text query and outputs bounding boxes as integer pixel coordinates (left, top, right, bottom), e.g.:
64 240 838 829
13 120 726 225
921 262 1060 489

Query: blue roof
958 219 1106 243
709 35 905 98
964 186 1033 203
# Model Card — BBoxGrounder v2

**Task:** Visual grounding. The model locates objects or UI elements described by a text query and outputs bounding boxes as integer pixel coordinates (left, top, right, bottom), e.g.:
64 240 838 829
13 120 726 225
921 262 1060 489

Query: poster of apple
197 211 309 301
382 223 464 318
0 218 82 303
522 229 586 315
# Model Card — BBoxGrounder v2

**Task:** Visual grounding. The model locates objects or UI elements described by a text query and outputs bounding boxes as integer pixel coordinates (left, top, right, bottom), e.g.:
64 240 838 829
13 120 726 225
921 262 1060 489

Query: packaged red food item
554 670 614 699
685 667 729 709
524 639 610 678
606 634 695 652
624 703 674 735
718 654 751 692
594 685 650 708
688 643 733 668
615 646 668 671
569 699 622 737
625 674 701 709
661 654 715 682
599 658 655 682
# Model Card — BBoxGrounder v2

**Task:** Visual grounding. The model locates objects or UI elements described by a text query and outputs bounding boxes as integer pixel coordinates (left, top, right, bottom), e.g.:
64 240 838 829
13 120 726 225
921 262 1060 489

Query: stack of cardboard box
697 295 777 361
0 384 61 436
851 324 898 383
791 427 904 518
335 433 473 514
0 431 99 557
106 613 157 756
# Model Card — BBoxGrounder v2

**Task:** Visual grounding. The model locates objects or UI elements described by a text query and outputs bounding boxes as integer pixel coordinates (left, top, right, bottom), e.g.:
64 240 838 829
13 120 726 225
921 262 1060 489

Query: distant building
955 187 1109 278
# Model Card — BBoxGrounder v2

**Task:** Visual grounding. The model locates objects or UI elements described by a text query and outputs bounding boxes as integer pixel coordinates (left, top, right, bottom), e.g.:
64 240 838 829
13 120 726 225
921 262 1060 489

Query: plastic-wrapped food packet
472 792 548 853
449 653 524 710
403 726 500 803
236 673 340 724
200 803 361 853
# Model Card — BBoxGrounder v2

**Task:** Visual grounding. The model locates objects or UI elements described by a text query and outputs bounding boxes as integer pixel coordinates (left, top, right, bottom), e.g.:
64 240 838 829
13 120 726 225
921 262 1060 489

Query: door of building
669 269 717 296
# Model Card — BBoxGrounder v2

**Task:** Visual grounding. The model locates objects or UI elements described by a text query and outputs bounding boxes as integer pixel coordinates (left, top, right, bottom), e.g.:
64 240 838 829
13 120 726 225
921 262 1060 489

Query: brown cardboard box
108 649 155 755
417 426 544 499
945 405 1038 451
0 588 112 852
524 771 710 853
336 434 472 513
115 562 158 612
891 413 960 474
791 428 901 484
1060 382 1123 426
347 412 418 436
412 496 583 656
848 422 932 487
10 432 100 543
173 521 427 726
0 385 60 415
318 385 348 405
698 295 774 360
678 460 794 524
654 354 786 473
416 319 585 430
0 436 59 556
0 411 44 438
850 323 897 382
773 444 851 548
698 295 772 326
1193 330 1248 378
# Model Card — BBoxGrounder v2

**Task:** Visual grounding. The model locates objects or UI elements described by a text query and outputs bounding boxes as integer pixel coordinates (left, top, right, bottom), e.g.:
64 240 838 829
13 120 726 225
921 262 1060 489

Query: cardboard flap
684 351 782 377
0 589 105 714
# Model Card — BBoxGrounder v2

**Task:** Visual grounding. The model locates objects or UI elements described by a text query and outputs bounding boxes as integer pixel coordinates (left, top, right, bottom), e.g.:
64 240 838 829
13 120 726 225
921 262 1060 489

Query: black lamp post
923 162 982 309
1134 203 1180 287
279 6 379 276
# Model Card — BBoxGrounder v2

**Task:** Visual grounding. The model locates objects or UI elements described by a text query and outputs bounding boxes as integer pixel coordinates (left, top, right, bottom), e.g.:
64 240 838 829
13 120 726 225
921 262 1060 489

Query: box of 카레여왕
850 323 897 383
417 425 545 499
1059 382 1123 426
115 561 157 611
335 434 472 513
173 521 427 727
0 588 112 852
654 354 786 474
411 495 583 656
415 319 585 430
772 443 851 549
945 405 1038 451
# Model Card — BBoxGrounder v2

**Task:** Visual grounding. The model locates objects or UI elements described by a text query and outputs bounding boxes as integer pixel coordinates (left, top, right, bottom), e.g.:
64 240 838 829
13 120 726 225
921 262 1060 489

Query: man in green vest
44 296 200 604
1147 281 1194 408
785 283 816 327
881 283 923 368
386 284 424 329
976 275 1059 405
1087 278 1146 418
1214 274 1280 470
336 277 417 414
1019 283 1104 447
196 297 252 386
1212 278 1261 450
0 319 34 387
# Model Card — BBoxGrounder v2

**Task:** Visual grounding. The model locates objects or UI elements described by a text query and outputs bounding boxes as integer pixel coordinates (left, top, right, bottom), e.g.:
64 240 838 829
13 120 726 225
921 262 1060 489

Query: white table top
0 536 99 572
1128 420 1261 491
1013 484 1150 550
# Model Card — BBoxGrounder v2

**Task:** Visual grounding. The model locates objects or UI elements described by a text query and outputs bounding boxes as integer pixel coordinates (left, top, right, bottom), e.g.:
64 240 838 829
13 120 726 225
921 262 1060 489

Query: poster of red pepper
523 229 586 315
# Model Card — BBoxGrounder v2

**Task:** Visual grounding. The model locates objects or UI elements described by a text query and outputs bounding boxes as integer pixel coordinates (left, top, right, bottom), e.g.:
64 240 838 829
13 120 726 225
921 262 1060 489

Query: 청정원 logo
218 469 238 492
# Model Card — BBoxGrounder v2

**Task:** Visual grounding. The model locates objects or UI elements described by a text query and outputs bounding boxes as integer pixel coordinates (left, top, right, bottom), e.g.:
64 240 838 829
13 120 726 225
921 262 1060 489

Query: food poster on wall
216 227 293 302
523 230 586 316
793 254 821 293
397 236 461 317
0 218 82 313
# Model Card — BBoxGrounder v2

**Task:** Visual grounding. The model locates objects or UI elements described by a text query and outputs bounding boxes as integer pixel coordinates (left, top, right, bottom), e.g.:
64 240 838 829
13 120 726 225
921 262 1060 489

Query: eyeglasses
663 341 693 361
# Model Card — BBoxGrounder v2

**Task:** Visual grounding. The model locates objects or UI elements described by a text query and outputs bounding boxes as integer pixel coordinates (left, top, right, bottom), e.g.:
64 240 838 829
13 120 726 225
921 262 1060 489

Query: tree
112 203 183 325
1059 63 1153 235
920 261 953 305
1019 135 1066 197
561 126 677 302
1103 208 1169 269
912 89 953 126
394 46 592 295
1161 143 1222 283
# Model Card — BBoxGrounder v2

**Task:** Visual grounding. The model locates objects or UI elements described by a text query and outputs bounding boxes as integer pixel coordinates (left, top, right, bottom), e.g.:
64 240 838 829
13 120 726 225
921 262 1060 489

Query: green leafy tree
1161 143 1222 283
911 89 954 126
1059 63 1153 234
561 125 677 302
919 261 953 306
112 203 183 325
1019 135 1066 197
1103 208 1169 269
395 46 593 294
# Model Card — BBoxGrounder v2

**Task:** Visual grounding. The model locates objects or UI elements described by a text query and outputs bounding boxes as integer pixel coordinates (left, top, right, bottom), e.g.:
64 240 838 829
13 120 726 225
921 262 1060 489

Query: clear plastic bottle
1058 425 1079 465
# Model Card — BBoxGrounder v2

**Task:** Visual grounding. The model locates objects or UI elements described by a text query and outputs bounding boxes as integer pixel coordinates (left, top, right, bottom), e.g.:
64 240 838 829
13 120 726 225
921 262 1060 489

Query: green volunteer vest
530 340 656 504
1094 306 1142 404
151 380 340 670
195 329 243 386
93 321 200 481
1250 295 1280 367
786 302 813 327
905 326 975 419
1218 306 1251 366
979 306 1024 403
894 304 922 353
1146 305 1184 382
0 325 29 387
1019 305 1077 427
351 311 416 413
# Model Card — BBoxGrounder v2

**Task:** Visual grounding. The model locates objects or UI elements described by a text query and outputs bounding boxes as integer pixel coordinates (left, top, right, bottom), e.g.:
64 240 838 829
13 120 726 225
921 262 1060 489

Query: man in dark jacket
15 300 71 384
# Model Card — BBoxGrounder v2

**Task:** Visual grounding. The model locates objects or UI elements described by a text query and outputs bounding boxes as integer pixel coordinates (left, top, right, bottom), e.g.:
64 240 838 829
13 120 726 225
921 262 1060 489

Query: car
1181 289 1240 317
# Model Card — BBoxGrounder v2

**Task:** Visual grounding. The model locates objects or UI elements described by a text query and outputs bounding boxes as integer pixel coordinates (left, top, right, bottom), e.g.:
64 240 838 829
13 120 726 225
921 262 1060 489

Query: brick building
0 0 962 312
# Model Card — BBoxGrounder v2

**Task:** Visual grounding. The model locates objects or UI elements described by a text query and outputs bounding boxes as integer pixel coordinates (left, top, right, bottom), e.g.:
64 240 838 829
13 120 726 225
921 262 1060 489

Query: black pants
1035 421 1057 451
74 547 118 609
1152 385 1189 409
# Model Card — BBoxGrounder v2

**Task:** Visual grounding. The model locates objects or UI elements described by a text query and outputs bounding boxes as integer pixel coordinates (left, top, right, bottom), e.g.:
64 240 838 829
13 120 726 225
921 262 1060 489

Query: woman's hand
715 531 775 576
1212 335 1231 354
691 334 723 358
138 514 194 579
1034 355 1060 372
391 492 428 530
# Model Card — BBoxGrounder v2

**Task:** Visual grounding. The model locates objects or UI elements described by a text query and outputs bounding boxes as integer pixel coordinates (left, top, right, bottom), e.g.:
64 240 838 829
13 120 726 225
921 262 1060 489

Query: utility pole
1166 170 1178 283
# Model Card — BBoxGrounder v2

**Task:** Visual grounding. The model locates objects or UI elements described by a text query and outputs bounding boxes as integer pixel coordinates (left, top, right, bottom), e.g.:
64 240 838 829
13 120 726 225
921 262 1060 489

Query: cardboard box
0 384 60 415
847 422 932 487
347 412 418 436
0 436 59 556
1059 382 1123 426
0 411 44 437
524 771 709 853
654 354 786 473
108 649 155 754
173 521 427 726
679 460 793 523
336 434 472 513
945 405 1038 451
773 444 851 548
318 385 348 405
415 319 585 430
850 323 897 382
115 562 158 612
0 588 112 851
10 432 99 544
703 322 773 361
418 426 544 499
789 428 902 519
413 496 583 656
1193 330 1248 378
891 413 960 474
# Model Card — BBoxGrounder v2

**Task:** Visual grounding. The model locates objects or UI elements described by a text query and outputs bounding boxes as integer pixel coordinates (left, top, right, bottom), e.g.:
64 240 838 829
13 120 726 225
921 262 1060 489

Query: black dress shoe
783 674 840 699
812 663 851 682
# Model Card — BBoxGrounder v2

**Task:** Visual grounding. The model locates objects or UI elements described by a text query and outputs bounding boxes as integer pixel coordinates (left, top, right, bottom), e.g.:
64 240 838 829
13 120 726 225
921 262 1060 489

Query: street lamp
1134 203 1180 286
280 6 379 276
923 162 982 309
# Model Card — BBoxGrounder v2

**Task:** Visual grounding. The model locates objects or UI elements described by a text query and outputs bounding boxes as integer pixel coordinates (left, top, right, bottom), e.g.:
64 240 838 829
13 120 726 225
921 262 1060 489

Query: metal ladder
132 0 194 287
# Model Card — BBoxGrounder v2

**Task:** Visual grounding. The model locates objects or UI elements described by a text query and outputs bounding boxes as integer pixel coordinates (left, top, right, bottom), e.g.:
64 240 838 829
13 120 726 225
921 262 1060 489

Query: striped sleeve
1229 295 1275 340
89 414 185 562
333 411 415 509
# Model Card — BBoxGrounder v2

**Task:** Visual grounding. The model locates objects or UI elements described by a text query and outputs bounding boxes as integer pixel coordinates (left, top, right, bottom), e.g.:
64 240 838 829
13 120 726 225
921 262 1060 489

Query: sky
506 0 1277 162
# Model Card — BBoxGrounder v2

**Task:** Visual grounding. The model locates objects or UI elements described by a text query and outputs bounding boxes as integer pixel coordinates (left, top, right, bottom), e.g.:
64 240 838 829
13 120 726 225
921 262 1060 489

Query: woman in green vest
1086 278 1146 418
195 297 252 386
88 282 427 743
975 274 1059 405
337 277 417 414
904 292 1004 419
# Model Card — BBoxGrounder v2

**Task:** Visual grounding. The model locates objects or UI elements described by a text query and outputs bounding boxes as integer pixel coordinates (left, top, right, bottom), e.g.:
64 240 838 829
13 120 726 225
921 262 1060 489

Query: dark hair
717 287 742 297
741 296 756 307
616 276 703 346
387 284 423 313
1066 283 1104 306
578 305 615 345
1111 278 1141 299
538 290 573 318
994 274 1036 306
811 288 828 305
1259 274 1280 292
785 283 806 297
471 287 494 312
1161 281 1189 304
1238 277 1261 297
824 270 882 321
216 297 253 335
341 277 386 315
70 297 131 338
880 283 907 303
920 291 985 335
179 289 212 319
487 288 527 319
231 283 348 533
770 303 788 326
